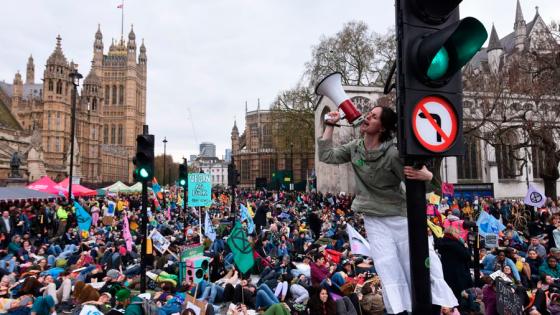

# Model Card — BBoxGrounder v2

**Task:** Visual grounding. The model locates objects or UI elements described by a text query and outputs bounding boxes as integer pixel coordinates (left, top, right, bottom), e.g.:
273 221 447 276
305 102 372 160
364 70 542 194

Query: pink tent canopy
56 178 97 197
27 176 61 195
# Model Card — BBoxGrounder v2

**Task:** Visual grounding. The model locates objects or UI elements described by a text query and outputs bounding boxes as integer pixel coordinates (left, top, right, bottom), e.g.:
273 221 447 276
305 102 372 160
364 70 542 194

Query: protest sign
485 233 499 248
188 173 212 207
148 229 170 254
181 245 204 261
496 278 523 315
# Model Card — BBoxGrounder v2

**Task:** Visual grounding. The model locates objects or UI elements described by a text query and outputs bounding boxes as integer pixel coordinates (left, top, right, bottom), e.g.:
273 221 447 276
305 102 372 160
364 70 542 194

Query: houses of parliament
0 25 147 185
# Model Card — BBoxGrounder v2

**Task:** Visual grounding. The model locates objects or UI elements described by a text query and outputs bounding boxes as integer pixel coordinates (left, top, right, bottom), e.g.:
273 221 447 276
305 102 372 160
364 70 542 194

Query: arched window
496 130 518 179
118 124 124 144
56 80 62 94
111 124 116 144
103 125 108 144
48 80 54 91
457 132 481 180
105 85 110 105
119 85 124 104
112 85 117 104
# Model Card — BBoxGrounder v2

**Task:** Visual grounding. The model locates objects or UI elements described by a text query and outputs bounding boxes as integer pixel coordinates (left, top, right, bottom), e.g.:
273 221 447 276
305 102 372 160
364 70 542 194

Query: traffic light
227 163 240 187
178 163 188 187
396 0 487 156
133 134 154 181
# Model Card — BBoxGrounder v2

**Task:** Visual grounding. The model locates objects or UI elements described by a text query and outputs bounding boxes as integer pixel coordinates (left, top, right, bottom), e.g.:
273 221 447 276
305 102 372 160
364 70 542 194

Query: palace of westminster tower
0 25 147 184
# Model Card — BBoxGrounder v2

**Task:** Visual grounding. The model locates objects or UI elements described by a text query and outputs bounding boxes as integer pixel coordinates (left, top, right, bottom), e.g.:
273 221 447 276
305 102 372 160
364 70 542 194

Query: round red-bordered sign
411 96 458 153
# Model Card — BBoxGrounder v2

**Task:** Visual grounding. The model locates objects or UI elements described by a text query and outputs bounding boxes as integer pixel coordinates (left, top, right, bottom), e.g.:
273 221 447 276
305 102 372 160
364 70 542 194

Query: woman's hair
308 288 336 314
374 106 397 142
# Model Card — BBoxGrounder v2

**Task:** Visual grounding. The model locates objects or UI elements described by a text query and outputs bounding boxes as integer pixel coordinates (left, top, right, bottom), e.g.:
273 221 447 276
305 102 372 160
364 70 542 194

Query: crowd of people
0 183 559 314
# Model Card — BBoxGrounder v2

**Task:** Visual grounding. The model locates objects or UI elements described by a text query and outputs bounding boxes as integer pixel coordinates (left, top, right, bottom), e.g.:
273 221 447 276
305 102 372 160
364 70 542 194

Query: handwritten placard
496 278 523 315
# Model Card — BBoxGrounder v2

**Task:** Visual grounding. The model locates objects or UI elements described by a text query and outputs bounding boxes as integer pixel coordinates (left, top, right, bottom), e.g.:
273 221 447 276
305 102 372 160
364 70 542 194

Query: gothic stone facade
0 25 147 185
231 106 315 189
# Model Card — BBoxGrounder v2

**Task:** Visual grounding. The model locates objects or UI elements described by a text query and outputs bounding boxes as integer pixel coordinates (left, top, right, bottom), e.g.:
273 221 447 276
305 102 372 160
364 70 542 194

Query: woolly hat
116 289 131 302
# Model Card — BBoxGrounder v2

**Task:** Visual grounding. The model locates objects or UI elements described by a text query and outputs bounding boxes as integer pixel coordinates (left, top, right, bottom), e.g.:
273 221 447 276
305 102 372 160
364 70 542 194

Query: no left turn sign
411 96 458 153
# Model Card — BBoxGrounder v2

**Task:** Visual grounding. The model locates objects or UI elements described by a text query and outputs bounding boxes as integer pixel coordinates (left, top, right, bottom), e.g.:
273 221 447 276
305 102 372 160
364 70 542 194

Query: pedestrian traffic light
133 134 154 181
228 162 240 187
396 0 487 156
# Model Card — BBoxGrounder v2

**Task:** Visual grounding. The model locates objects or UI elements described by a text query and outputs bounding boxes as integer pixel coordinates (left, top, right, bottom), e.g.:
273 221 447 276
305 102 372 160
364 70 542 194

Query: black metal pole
230 156 236 224
163 137 167 186
405 159 432 314
473 226 481 285
140 178 148 293
184 186 188 227
68 69 81 201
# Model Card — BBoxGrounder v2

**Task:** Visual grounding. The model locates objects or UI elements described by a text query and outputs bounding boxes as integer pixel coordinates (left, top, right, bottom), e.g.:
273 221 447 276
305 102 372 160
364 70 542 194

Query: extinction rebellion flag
227 222 255 273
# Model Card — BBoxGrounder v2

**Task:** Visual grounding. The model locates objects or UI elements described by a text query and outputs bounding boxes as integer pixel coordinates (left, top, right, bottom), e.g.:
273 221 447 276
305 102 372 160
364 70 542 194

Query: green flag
227 222 254 274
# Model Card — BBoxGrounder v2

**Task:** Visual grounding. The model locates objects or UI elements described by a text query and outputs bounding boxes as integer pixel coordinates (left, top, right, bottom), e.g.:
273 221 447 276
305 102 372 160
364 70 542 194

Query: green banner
181 245 204 261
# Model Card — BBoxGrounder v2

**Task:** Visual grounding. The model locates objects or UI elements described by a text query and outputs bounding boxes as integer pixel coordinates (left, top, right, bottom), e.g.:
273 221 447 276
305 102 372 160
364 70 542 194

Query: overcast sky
0 0 557 162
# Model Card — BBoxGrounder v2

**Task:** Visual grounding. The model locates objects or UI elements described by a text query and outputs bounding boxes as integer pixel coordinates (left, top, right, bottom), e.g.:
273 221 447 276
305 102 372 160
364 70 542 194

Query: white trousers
363 215 458 314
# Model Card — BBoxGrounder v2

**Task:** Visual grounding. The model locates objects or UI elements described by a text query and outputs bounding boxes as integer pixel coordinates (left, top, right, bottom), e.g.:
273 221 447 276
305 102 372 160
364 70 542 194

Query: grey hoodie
317 138 406 217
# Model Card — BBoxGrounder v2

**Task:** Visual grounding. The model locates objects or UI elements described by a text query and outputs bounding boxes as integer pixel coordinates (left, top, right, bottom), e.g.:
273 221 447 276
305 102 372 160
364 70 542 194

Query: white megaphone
315 72 363 126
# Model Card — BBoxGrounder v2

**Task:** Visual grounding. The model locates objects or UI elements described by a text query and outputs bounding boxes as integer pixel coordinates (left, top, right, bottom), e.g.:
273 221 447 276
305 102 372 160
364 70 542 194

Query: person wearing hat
115 288 142 315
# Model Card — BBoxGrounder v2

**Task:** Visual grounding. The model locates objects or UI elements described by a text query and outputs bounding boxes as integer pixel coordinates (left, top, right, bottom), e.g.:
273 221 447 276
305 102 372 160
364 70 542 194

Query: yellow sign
429 193 441 205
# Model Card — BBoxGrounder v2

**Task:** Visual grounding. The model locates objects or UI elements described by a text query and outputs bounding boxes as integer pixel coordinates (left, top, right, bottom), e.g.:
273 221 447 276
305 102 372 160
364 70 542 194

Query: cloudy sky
0 0 557 162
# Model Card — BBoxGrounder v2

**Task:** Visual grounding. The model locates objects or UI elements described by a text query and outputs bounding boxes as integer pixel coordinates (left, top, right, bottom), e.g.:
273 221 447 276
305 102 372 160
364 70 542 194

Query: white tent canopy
102 181 131 193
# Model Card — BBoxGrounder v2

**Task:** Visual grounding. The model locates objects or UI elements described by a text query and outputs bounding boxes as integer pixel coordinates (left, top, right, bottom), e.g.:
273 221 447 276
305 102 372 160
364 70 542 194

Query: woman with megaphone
318 106 458 314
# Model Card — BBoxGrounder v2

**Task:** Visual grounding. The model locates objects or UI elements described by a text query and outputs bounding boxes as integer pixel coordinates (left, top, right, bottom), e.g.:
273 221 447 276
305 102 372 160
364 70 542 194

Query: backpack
131 298 160 315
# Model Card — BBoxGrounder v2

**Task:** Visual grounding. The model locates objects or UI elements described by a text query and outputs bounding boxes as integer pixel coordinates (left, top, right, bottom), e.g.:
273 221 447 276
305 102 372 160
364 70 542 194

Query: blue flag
476 210 505 237
204 212 216 242
74 201 92 233
240 204 255 234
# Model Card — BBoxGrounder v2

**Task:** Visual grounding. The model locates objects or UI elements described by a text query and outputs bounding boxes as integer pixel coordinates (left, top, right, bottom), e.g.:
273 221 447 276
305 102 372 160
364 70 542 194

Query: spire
245 101 248 113
95 24 102 40
515 0 525 28
94 24 104 52
487 24 503 52
138 39 147 64
47 35 68 66
127 24 136 51
232 120 239 134
514 0 527 52
26 54 35 84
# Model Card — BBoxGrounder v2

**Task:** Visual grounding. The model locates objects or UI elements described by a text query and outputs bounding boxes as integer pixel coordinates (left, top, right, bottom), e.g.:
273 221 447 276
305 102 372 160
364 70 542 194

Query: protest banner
181 244 204 261
188 173 212 207
148 229 170 254
496 278 523 315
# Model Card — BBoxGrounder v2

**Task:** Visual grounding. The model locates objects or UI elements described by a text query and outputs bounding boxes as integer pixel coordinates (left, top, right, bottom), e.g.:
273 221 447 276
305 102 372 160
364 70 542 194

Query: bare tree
462 39 560 199
304 21 396 88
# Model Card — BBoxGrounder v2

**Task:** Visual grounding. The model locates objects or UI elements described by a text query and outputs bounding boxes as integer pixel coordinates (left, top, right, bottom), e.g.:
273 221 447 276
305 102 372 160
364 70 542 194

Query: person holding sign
319 107 457 314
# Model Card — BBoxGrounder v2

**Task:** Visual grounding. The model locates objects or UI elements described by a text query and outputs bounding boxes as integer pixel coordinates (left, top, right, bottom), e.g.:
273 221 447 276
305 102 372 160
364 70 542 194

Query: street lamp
290 142 294 190
68 69 83 201
162 137 168 186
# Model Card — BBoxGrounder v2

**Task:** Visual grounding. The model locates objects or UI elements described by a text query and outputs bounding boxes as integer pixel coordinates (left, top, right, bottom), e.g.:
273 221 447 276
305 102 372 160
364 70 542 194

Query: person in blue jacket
481 248 521 281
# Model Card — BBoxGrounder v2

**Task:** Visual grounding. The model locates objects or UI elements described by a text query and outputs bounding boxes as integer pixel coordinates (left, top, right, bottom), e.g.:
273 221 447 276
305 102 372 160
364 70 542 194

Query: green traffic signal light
417 17 488 84
179 179 186 186
139 168 149 179
427 47 449 80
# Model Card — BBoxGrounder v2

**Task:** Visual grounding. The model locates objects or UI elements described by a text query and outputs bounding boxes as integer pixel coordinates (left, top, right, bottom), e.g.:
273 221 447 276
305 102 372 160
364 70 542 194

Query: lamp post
290 142 294 190
162 137 168 186
68 69 83 201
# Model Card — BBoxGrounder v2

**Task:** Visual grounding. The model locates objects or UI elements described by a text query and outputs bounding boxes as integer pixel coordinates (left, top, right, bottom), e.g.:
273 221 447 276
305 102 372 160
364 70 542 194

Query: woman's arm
318 112 353 164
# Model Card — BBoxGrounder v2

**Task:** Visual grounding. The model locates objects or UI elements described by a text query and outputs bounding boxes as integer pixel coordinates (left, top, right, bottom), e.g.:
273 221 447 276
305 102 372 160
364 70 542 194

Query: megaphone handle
339 111 346 120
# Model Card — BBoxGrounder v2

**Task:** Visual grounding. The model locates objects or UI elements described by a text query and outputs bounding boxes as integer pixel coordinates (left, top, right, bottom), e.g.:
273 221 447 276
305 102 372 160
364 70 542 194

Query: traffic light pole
140 179 148 293
405 159 432 314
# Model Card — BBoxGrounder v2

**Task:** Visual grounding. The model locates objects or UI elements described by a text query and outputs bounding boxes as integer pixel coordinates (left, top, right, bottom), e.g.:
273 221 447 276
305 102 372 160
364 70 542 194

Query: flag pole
121 0 124 40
